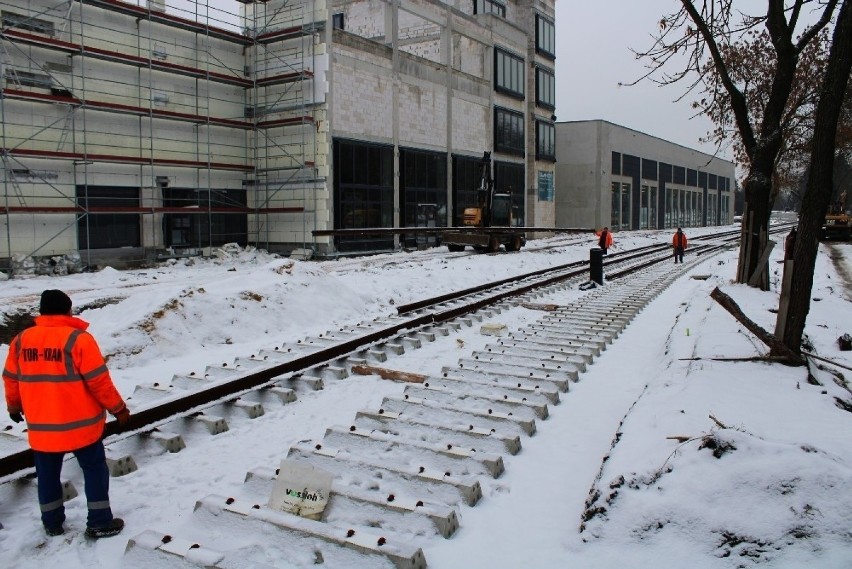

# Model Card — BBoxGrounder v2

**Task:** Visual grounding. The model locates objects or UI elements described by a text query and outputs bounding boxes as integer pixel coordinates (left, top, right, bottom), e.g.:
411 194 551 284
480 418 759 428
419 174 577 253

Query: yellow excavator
443 152 526 253
821 190 851 240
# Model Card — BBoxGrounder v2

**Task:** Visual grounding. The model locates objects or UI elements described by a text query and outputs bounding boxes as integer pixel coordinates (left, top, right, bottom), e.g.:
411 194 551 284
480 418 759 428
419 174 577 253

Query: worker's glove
113 407 131 428
9 412 24 423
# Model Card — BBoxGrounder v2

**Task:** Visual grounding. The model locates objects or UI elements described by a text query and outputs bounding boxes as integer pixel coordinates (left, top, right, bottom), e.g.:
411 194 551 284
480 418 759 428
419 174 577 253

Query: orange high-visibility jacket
672 232 688 249
3 315 126 452
595 229 613 248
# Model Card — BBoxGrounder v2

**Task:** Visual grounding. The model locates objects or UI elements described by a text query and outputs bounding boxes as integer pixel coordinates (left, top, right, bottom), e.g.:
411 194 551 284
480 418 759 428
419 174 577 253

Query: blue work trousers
33 439 113 530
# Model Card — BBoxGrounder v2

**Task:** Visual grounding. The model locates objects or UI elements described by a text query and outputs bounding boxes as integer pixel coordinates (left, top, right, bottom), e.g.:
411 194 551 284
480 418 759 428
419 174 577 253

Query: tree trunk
777 0 852 356
736 164 775 290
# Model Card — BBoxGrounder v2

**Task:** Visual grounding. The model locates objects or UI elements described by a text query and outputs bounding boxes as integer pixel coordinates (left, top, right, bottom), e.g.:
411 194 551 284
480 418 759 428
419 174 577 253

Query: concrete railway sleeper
3 226 800 567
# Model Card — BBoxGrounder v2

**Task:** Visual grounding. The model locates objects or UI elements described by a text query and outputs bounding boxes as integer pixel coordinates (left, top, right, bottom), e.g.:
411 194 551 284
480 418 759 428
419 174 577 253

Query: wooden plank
351 364 426 383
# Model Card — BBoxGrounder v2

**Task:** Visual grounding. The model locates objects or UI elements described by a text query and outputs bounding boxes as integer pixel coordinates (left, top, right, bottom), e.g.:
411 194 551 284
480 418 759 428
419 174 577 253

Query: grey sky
555 1 725 159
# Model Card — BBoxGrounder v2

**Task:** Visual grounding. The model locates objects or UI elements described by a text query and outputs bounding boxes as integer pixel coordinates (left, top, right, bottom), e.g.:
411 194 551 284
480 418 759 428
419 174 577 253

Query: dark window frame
494 107 525 157
162 188 247 248
535 14 555 59
76 186 141 250
2 11 55 35
332 12 344 30
333 138 395 252
473 0 506 17
494 47 525 99
535 66 555 110
6 69 52 89
494 161 525 226
536 120 555 162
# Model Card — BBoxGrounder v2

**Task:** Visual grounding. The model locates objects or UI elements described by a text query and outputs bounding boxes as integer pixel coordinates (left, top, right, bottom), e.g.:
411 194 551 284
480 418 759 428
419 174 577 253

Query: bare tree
780 0 852 356
633 0 840 290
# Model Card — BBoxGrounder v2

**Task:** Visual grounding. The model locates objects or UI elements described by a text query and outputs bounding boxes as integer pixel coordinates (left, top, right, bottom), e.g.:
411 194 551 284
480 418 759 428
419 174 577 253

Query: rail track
0 224 794 567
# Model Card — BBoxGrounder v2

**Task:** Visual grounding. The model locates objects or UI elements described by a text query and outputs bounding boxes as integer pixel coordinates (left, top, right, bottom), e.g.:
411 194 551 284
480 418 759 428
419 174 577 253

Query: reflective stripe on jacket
3 315 126 452
672 232 688 249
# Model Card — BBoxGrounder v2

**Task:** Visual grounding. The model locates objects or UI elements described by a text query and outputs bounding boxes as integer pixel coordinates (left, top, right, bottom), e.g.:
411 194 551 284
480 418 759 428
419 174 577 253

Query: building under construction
1 0 557 273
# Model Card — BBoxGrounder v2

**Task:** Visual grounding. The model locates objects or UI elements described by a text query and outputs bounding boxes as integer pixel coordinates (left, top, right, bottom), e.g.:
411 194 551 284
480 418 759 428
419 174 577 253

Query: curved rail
0 224 794 480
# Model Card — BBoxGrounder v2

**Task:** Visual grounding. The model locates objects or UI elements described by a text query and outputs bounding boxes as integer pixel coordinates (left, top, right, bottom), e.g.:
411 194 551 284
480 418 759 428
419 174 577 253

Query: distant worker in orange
3 290 130 539
596 226 613 255
672 227 688 263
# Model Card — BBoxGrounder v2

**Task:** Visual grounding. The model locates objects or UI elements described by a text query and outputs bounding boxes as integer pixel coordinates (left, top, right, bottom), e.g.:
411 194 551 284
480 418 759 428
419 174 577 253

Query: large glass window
494 161 525 225
474 0 506 17
536 120 555 161
640 185 649 229
333 139 394 252
2 11 54 35
535 14 555 59
535 67 555 109
664 188 670 228
494 107 525 156
494 48 524 98
400 148 447 247
611 182 620 229
621 183 630 229
76 186 140 249
163 188 247 248
650 186 658 229
453 154 486 226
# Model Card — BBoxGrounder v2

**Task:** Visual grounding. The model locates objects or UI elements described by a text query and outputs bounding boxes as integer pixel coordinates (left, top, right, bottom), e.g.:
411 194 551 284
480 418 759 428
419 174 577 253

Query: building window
332 13 344 30
1 11 55 35
5 70 52 89
400 148 447 247
536 14 555 59
494 107 524 156
536 120 555 161
535 67 555 109
453 154 485 225
473 0 506 17
76 186 141 249
163 188 247 248
333 139 394 252
494 48 524 99
494 161 525 225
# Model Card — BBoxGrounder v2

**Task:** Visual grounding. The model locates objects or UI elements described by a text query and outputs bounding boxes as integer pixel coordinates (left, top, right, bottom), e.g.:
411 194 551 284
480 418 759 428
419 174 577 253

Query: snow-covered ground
1 227 851 569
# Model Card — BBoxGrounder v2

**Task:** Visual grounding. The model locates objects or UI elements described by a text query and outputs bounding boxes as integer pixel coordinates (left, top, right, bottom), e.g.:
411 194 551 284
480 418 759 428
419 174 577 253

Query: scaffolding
0 0 325 274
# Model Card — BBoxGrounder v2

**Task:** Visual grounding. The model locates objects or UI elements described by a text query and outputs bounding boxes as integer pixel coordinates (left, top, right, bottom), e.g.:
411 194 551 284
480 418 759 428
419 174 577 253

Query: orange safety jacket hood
3 315 126 452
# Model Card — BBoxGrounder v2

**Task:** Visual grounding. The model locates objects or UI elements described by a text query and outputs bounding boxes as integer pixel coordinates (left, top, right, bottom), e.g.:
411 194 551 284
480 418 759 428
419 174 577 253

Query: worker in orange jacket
595 227 613 255
3 290 130 539
672 227 688 263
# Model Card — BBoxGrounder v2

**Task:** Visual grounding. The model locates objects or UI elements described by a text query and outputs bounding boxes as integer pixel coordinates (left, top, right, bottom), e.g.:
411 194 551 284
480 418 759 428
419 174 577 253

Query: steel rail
0 224 793 480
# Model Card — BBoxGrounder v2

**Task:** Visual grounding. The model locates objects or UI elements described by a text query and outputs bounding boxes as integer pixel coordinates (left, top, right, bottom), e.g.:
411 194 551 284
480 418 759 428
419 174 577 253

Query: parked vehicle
821 191 851 240
442 152 526 253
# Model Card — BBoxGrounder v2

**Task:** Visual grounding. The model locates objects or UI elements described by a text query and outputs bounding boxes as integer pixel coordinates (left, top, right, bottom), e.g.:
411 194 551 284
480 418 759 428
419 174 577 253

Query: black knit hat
40 289 72 315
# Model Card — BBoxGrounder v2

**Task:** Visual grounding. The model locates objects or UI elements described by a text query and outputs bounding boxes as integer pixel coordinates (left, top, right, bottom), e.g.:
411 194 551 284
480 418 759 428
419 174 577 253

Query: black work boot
45 525 65 537
85 518 124 539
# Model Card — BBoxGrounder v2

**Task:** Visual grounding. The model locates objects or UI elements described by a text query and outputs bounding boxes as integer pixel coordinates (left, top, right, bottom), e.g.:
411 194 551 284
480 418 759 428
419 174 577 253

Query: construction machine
442 152 526 253
821 190 851 240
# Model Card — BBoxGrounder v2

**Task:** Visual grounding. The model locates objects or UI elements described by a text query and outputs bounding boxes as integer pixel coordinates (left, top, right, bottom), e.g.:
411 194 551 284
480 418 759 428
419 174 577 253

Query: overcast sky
554 0 726 158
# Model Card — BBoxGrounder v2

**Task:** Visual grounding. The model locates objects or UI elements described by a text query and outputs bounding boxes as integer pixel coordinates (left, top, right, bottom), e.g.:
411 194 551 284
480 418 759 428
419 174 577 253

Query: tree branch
709 286 803 364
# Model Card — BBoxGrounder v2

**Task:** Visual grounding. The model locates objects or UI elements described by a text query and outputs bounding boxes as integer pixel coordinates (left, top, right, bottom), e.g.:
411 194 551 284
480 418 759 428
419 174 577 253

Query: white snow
1 228 851 569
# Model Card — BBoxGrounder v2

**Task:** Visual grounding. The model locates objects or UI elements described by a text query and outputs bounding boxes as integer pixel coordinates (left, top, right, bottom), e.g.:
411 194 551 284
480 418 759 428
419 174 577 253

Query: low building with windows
554 120 735 231
1 0 557 271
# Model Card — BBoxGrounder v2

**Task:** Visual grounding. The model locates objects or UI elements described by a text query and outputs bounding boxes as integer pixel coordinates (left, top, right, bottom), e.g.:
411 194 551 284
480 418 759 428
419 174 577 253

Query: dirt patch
825 243 852 301
0 310 36 345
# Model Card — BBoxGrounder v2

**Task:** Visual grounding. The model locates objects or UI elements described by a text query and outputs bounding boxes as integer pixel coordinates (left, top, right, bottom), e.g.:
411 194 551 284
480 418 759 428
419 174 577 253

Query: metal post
590 247 603 285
